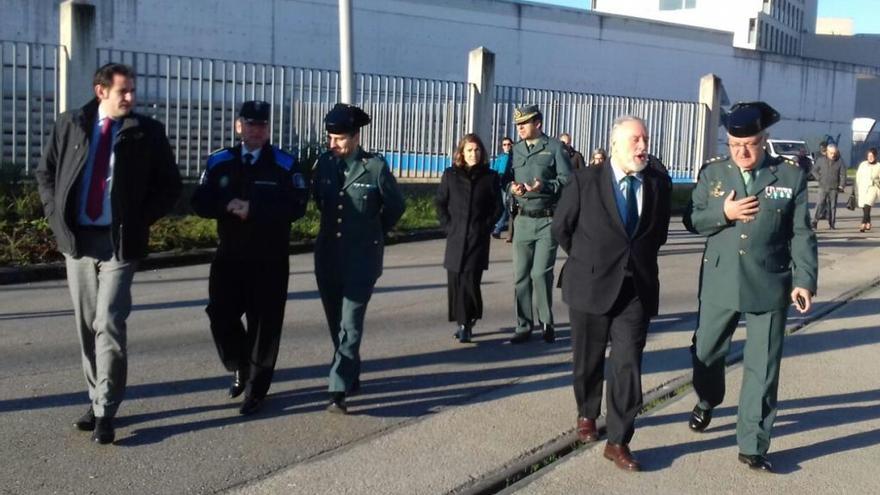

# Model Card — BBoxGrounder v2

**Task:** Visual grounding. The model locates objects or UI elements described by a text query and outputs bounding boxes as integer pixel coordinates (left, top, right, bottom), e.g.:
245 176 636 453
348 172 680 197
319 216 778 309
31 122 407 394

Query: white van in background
767 139 815 180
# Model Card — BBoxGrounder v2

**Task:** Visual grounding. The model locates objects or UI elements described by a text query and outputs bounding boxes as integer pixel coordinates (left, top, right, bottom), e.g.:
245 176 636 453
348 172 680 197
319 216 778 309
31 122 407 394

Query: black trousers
570 277 648 445
863 205 872 224
446 270 483 325
207 257 289 399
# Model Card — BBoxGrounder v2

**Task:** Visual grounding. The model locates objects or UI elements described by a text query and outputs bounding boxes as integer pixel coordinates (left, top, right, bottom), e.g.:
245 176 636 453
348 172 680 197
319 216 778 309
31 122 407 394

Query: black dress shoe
738 453 773 472
74 406 96 431
688 405 712 432
91 417 114 445
542 324 555 343
510 332 531 344
228 370 246 399
459 322 472 343
327 392 348 414
491 231 501 239
239 396 264 416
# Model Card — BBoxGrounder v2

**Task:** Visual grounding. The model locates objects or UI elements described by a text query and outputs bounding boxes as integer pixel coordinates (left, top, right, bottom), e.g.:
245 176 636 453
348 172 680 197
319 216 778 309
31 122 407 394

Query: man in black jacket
552 115 671 471
192 101 309 416
811 143 848 229
35 63 181 444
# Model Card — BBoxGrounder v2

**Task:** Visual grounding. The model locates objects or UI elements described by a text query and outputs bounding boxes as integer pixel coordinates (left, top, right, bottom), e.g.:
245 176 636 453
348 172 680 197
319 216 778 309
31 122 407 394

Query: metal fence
2 41 708 182
0 41 59 174
97 49 469 179
494 86 707 182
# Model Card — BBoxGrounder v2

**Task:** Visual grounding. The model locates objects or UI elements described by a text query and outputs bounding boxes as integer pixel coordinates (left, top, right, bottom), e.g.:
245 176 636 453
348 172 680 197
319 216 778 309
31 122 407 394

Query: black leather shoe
327 392 348 414
349 378 361 396
688 405 712 432
510 332 531 344
239 396 264 416
542 324 555 343
74 406 96 431
228 370 246 399
491 231 501 239
91 417 114 444
459 322 472 343
738 453 773 472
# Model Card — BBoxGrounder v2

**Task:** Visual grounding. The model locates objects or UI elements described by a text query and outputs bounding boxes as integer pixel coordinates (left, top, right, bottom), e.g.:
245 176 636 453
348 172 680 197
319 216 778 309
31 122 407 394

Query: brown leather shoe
576 417 598 442
603 442 640 471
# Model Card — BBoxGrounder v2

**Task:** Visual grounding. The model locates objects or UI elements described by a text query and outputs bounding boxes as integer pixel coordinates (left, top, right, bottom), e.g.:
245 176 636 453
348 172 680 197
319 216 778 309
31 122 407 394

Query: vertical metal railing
494 85 706 182
0 41 59 173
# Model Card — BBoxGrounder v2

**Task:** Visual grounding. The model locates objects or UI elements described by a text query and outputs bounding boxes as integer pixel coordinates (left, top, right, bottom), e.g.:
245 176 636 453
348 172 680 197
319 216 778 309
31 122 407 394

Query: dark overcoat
435 165 503 273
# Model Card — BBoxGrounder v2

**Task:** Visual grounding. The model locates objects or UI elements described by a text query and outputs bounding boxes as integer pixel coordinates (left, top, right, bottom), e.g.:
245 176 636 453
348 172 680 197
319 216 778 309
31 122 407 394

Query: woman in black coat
436 133 504 343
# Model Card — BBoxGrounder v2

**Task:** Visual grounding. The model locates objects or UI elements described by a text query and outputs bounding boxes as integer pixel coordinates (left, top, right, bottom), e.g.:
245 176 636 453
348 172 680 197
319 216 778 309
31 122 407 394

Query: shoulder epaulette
698 155 729 174
272 147 295 171
206 148 235 169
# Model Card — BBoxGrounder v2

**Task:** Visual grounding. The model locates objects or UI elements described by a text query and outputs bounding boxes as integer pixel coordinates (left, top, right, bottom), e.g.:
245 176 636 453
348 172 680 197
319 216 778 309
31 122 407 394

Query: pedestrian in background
553 115 671 472
312 103 406 414
191 100 310 416
508 105 572 344
559 133 586 170
35 63 182 444
684 101 817 473
589 148 608 167
811 143 848 230
856 147 880 232
436 134 503 343
491 137 514 238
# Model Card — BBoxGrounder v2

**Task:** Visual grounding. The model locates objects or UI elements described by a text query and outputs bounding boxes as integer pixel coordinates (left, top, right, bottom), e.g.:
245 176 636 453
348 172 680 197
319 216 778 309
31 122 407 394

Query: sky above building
530 0 880 34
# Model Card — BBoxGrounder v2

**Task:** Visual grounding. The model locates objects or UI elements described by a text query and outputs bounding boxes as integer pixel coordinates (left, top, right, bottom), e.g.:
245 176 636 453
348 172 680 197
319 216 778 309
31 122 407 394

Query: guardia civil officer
192 100 309 416
313 103 406 414
684 102 818 472
508 105 572 344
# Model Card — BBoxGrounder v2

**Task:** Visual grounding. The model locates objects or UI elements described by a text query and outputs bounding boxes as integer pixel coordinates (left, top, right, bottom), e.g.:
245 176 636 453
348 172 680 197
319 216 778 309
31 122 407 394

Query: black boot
458 322 472 343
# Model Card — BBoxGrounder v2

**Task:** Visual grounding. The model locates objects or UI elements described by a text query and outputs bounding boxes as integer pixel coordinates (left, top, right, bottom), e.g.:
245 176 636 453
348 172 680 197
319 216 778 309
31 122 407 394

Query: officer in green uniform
684 102 818 472
312 103 406 414
508 105 572 344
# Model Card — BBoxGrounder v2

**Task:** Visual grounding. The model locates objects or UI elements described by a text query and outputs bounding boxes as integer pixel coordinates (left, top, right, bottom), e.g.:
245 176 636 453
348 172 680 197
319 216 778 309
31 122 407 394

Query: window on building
748 18 757 44
763 0 772 15
659 0 696 10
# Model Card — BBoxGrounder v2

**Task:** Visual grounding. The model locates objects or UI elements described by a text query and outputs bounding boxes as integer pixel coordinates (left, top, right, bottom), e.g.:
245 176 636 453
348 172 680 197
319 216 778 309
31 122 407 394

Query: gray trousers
64 230 138 418
813 188 839 226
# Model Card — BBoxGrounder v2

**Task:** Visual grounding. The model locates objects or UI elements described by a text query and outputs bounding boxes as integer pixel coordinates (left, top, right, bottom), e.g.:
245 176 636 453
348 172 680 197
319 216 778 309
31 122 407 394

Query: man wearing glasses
683 102 817 472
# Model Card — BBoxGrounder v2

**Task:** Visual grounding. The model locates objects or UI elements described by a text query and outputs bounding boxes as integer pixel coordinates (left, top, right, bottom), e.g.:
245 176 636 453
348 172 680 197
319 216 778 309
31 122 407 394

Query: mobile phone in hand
796 294 806 311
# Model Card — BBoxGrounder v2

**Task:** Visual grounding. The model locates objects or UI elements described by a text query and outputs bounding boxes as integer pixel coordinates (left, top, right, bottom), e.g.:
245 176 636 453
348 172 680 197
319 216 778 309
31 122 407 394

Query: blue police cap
239 100 270 123
723 101 780 137
324 103 371 134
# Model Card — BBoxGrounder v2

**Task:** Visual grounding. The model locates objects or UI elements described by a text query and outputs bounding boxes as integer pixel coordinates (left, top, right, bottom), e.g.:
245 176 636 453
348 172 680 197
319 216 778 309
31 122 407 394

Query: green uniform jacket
510 134 572 213
684 155 818 313
312 148 406 287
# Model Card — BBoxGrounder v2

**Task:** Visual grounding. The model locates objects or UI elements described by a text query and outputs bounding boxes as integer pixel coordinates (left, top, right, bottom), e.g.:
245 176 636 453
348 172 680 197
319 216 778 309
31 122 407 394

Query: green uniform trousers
316 275 374 394
512 215 557 334
691 299 787 456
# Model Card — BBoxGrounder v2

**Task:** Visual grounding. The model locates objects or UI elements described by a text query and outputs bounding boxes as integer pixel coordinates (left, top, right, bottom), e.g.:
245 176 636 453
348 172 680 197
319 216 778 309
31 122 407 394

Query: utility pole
339 0 354 104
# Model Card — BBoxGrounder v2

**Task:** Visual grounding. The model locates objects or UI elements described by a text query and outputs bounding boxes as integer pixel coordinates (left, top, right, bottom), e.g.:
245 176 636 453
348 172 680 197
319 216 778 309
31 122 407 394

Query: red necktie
86 118 113 220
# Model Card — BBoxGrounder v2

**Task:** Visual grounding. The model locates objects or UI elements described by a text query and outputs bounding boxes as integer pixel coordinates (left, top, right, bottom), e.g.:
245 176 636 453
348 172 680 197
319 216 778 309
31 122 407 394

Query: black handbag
846 192 857 211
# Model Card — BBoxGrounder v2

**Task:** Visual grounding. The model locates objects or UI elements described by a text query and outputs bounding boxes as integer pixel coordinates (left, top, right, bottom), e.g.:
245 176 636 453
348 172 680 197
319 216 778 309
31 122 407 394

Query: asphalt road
1 201 876 494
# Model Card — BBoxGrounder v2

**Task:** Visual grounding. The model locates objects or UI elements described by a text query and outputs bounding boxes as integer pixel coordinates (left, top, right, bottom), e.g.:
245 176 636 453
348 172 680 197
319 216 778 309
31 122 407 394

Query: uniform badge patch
764 186 793 199
710 180 725 198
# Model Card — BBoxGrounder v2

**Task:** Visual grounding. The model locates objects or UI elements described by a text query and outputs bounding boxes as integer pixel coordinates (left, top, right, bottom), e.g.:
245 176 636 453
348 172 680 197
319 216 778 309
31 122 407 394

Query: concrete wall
1 0 876 158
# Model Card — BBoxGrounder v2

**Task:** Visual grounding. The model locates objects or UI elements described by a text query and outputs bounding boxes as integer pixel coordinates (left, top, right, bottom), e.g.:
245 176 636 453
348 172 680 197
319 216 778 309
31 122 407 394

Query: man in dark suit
552 115 671 471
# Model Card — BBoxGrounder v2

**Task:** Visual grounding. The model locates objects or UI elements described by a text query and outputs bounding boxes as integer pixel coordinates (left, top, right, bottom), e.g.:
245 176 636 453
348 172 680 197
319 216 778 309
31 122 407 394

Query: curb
0 228 445 286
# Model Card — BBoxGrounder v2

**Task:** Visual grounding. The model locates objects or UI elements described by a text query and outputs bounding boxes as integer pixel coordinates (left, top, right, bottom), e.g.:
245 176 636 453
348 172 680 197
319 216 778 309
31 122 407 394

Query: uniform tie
624 175 639 238
85 118 113 220
743 169 755 195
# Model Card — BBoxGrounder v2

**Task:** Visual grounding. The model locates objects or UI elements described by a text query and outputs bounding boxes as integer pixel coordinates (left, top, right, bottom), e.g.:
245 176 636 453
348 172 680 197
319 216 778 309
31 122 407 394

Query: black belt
519 208 554 218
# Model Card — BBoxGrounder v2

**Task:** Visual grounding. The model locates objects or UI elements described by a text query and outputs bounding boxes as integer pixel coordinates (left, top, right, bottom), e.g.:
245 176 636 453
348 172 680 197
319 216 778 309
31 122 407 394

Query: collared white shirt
241 145 262 164
609 158 644 225
77 108 121 226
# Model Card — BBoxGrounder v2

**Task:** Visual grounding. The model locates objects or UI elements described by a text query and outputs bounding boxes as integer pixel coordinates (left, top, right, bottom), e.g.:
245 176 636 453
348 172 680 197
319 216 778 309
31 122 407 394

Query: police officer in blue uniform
313 103 406 414
192 100 309 415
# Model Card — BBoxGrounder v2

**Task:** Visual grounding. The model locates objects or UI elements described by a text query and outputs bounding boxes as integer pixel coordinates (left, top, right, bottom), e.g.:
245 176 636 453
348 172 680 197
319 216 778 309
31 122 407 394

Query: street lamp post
339 0 354 104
